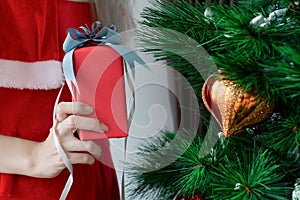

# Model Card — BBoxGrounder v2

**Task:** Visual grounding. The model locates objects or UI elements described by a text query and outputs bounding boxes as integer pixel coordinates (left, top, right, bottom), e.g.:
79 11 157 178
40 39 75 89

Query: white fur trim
0 59 64 90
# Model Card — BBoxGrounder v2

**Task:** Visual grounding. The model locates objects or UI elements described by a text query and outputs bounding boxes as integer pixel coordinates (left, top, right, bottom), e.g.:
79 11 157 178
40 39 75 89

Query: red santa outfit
0 0 120 199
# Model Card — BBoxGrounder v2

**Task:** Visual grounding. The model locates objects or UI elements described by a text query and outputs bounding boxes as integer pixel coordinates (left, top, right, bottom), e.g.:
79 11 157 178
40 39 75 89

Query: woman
0 0 121 199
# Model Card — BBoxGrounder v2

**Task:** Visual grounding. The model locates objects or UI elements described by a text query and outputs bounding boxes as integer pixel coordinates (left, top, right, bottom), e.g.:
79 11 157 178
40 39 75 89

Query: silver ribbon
52 86 73 200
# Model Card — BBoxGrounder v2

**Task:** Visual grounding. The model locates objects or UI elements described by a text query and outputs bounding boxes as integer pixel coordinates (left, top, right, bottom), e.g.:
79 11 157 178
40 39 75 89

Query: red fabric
0 175 14 197
73 46 128 140
0 1 120 199
0 0 60 62
0 0 92 62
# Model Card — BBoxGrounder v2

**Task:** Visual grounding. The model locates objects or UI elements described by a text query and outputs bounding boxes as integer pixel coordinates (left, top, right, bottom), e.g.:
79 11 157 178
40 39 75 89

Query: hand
32 102 108 178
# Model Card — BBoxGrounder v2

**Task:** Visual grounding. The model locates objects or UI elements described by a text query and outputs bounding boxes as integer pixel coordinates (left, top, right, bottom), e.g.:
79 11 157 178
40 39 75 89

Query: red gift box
72 46 128 140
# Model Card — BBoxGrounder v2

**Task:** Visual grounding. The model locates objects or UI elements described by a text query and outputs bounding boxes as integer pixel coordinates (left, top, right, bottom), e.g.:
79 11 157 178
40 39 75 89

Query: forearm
0 134 38 177
0 102 103 179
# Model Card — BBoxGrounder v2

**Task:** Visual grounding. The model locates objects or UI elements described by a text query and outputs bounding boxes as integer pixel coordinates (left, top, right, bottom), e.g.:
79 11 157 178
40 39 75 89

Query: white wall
108 0 178 199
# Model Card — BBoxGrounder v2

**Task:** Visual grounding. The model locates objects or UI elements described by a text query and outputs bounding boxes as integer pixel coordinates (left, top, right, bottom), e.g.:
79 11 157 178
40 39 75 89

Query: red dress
0 0 120 199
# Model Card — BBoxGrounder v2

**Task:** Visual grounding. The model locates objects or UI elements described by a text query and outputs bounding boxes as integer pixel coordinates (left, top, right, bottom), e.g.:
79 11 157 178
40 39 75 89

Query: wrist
0 135 38 177
15 138 39 177
30 141 46 178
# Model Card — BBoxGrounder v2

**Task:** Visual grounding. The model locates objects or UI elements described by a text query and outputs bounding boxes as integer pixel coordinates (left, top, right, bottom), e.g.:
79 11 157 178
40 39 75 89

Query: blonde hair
92 0 135 32
69 0 135 31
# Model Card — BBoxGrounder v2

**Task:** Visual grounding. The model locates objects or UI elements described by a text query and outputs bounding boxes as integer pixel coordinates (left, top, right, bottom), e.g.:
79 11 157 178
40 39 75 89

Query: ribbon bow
62 21 149 96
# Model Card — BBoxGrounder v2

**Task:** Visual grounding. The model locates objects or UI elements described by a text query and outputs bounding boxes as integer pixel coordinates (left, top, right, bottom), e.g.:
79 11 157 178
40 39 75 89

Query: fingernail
89 157 95 165
85 105 93 113
102 124 109 132
95 146 101 158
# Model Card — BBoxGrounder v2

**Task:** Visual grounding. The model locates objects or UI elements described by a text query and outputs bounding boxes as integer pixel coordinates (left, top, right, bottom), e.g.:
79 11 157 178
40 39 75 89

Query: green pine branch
129 0 300 199
210 149 293 200
126 130 225 199
261 113 300 167
261 45 300 99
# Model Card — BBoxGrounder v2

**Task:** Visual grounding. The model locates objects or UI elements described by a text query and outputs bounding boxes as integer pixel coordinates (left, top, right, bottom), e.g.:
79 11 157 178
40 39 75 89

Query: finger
82 141 101 159
72 116 109 133
63 140 101 159
55 115 77 136
55 115 109 136
68 153 95 165
56 102 94 122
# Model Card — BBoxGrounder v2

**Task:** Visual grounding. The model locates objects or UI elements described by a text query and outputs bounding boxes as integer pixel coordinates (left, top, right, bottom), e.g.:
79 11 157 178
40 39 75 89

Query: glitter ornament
202 75 274 138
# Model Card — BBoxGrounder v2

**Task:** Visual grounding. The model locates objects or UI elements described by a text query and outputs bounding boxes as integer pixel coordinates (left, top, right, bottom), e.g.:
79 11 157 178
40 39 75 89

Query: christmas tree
127 0 300 199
